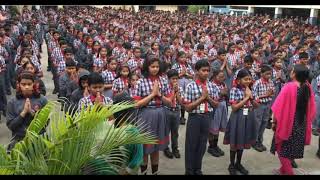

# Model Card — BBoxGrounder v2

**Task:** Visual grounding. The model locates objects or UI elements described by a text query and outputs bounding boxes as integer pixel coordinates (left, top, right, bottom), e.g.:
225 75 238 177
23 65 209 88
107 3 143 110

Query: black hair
217 48 226 55
142 57 161 78
63 47 73 55
88 72 104 86
22 61 39 74
244 55 254 64
260 64 272 73
123 42 132 50
293 64 311 125
236 40 244 45
79 74 89 89
65 60 77 67
197 44 204 50
177 51 186 59
16 71 40 99
210 69 223 81
195 59 210 71
116 64 131 79
236 68 251 80
299 52 309 59
227 42 235 52
167 69 179 79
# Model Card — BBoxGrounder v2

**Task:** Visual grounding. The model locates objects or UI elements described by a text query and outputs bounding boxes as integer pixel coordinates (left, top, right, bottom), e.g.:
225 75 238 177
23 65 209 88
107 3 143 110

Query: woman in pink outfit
270 64 316 175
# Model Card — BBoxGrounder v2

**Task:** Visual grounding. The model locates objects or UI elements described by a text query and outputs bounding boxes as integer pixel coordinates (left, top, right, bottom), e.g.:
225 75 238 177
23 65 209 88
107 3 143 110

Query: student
147 42 160 59
233 55 256 87
69 70 90 114
112 64 131 97
163 69 184 159
22 61 46 96
172 51 194 125
208 70 228 157
223 69 257 175
161 47 173 69
270 64 316 175
226 43 241 89
0 55 6 120
93 47 108 73
211 48 232 90
184 59 219 175
312 74 320 158
133 57 172 175
191 44 208 68
6 71 48 151
127 73 140 98
127 47 144 76
78 72 113 110
101 58 117 99
252 64 275 152
59 60 78 100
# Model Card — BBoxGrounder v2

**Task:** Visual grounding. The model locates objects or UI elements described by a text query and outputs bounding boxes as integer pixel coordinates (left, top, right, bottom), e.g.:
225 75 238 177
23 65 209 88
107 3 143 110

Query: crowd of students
0 6 319 175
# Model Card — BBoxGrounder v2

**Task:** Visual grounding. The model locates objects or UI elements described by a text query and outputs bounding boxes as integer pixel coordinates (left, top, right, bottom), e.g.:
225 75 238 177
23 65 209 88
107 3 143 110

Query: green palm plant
0 101 156 175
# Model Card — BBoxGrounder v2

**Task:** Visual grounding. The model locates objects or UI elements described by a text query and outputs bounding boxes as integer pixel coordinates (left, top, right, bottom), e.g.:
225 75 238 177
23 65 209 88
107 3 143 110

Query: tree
187 5 208 14
0 101 156 175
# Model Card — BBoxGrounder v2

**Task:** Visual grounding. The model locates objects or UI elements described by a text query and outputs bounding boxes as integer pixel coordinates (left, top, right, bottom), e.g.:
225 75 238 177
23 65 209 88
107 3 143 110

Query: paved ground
0 43 319 175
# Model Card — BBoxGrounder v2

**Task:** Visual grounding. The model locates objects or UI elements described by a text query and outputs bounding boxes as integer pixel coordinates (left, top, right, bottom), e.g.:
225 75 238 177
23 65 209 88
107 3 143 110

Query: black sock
230 150 236 166
213 135 219 148
181 109 185 119
236 150 243 165
140 165 147 174
151 164 158 174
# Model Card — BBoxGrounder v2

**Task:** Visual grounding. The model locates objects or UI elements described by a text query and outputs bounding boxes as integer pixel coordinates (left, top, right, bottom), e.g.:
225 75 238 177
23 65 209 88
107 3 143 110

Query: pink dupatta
271 82 316 145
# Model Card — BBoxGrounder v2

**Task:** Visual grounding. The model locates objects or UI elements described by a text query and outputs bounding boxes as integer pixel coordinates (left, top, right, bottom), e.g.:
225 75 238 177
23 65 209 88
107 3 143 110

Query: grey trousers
185 113 210 173
165 108 180 150
254 102 271 144
0 74 7 112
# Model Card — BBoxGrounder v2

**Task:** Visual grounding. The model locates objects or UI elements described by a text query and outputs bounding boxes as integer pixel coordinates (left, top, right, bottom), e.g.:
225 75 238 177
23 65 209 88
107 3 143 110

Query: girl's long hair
293 64 310 125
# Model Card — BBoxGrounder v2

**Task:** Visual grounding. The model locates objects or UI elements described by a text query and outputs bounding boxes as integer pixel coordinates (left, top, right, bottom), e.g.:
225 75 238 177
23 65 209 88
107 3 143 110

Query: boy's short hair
197 44 204 50
195 59 210 71
217 48 226 55
88 72 104 86
244 55 254 64
299 52 309 59
167 69 179 79
260 64 272 73
65 60 77 67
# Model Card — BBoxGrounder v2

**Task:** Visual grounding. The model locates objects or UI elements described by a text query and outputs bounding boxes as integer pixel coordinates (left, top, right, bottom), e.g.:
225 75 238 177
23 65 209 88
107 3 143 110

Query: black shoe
228 164 237 175
266 121 272 129
312 129 319 136
185 171 194 175
253 144 264 152
208 147 221 157
216 146 225 156
194 170 203 175
180 117 186 125
235 163 249 175
164 148 173 159
316 150 320 159
6 91 11 95
260 144 267 151
52 89 58 94
47 67 51 72
291 160 298 168
172 149 181 158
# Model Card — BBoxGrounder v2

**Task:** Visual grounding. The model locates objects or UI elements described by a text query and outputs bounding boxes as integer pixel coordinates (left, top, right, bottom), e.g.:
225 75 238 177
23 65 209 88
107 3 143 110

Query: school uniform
184 80 219 174
78 94 113 111
210 81 228 135
112 77 129 96
223 86 256 151
312 75 320 131
226 52 241 89
58 72 73 99
164 84 184 151
271 68 286 101
101 70 116 99
6 95 48 151
127 58 144 76
133 76 170 155
0 56 7 117
171 63 194 91
93 56 108 72
252 78 275 146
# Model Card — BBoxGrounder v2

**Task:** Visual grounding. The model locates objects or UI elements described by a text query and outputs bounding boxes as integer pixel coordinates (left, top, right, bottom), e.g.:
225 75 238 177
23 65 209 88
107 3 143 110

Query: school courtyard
0 43 319 175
